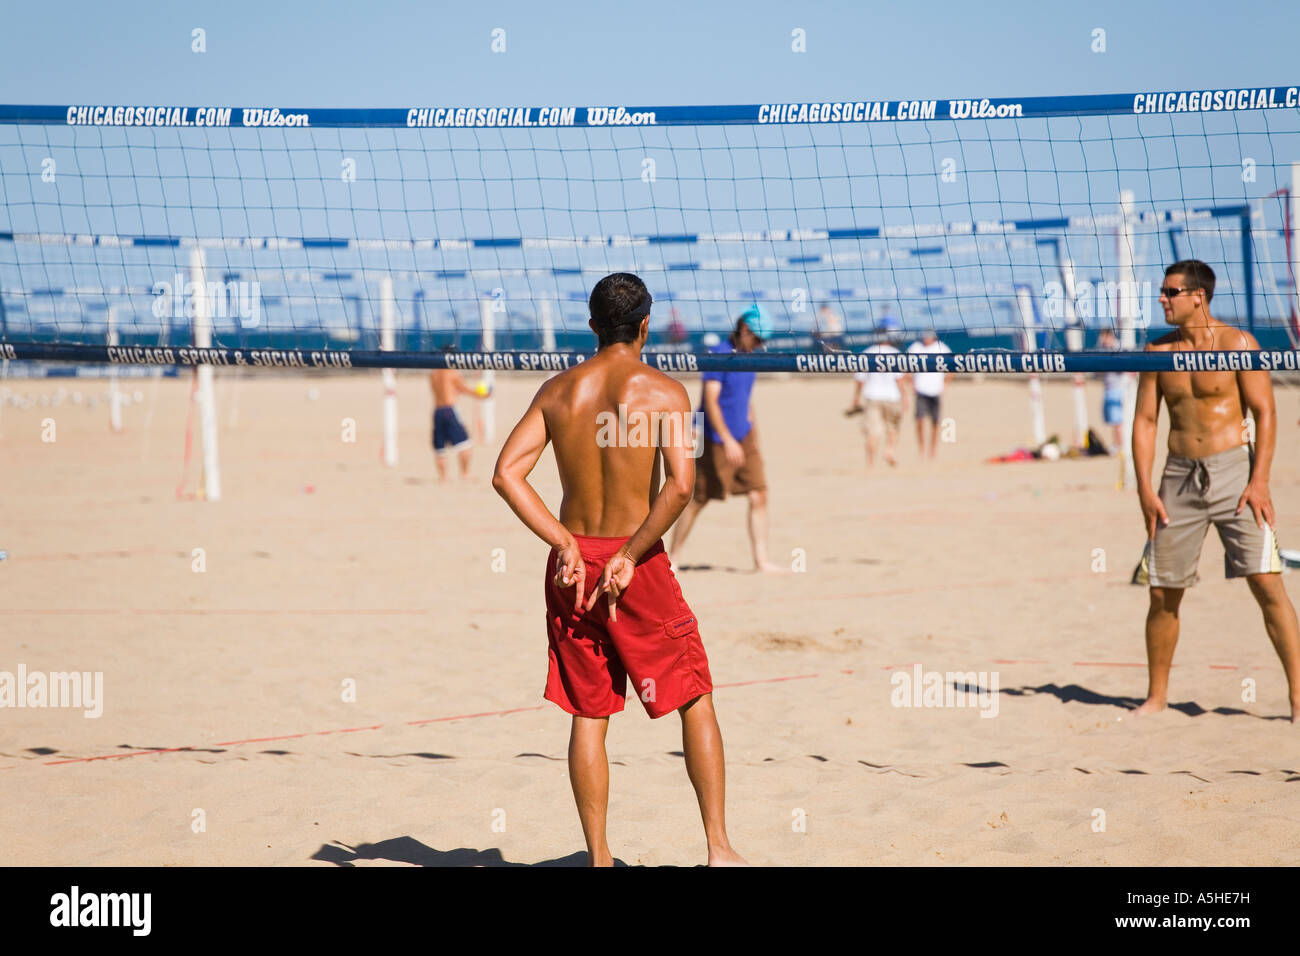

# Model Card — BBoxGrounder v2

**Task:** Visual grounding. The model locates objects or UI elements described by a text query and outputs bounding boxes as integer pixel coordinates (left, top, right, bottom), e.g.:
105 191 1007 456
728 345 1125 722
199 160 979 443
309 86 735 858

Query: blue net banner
7 342 1300 375
0 202 1252 251
2 85 1297 129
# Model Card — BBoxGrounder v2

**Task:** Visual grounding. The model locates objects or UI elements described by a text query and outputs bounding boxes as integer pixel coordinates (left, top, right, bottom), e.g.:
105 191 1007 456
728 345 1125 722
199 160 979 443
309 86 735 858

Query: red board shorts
544 534 713 719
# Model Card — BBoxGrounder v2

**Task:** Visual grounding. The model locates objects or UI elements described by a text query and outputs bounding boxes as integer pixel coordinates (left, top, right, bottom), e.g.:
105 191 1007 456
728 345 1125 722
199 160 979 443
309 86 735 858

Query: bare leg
928 418 939 457
915 417 924 453
1245 573 1300 722
1136 586 1184 714
678 694 747 866
434 453 448 482
864 431 877 468
568 715 613 866
457 447 473 479
884 425 898 466
747 488 783 572
669 497 706 564
1113 426 1125 490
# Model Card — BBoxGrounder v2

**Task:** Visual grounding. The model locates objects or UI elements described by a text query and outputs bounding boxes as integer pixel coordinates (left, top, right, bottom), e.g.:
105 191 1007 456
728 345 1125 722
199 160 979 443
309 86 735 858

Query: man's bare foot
1290 698 1300 724
1132 697 1166 716
885 453 897 467
707 844 749 867
587 850 614 867
753 561 787 573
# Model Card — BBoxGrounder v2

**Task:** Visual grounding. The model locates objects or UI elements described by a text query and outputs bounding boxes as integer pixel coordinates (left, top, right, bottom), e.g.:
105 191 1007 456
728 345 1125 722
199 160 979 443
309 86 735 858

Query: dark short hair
1165 260 1216 302
589 272 651 347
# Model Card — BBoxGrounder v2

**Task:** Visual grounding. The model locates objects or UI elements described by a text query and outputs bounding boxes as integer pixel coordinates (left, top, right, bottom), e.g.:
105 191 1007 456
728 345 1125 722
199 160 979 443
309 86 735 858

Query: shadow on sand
311 837 635 867
1003 682 1286 719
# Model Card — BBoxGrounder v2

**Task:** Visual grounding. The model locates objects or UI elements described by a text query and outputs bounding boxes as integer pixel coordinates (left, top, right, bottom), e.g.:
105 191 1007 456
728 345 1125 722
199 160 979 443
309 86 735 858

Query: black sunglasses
1159 286 1196 298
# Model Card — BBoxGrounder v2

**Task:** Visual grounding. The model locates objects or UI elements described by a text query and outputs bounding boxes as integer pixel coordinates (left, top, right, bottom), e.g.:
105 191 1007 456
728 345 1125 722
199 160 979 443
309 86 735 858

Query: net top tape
7 342 1300 375
1 85 1297 129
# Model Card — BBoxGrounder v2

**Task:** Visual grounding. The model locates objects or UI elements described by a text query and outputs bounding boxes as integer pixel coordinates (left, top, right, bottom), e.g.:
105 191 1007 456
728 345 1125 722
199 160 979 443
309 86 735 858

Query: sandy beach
2 368 1299 867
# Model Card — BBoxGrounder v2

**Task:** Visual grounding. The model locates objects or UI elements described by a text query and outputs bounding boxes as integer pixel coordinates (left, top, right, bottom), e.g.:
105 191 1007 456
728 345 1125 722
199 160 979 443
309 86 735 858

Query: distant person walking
848 318 911 468
1097 328 1125 454
907 329 952 458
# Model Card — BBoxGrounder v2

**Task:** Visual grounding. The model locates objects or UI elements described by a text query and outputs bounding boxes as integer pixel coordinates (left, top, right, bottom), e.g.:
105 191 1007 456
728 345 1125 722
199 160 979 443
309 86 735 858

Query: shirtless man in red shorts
493 272 748 866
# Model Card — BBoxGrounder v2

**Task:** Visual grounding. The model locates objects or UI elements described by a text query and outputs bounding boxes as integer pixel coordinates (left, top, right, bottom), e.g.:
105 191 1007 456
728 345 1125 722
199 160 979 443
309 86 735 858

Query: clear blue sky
2 0 1297 107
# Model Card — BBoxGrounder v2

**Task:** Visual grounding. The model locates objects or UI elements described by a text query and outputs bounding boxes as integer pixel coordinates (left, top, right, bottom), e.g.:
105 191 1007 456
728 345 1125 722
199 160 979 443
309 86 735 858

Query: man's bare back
538 350 689 538
493 339 695 611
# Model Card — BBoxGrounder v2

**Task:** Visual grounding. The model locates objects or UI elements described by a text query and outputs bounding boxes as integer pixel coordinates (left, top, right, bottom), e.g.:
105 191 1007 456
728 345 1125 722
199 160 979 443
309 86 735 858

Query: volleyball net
1 85 1300 376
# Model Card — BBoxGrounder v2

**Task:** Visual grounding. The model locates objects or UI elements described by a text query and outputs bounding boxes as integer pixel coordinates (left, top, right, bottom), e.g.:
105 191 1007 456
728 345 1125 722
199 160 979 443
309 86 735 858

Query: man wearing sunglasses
1132 259 1300 722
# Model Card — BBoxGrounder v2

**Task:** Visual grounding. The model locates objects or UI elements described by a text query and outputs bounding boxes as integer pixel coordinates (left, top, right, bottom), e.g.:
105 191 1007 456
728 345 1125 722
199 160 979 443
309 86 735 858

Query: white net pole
107 305 122 433
540 299 556 351
477 297 497 443
190 247 221 501
1292 163 1300 338
380 275 398 467
1252 201 1293 342
1060 256 1089 449
539 299 558 381
1117 190 1139 489
1016 285 1046 446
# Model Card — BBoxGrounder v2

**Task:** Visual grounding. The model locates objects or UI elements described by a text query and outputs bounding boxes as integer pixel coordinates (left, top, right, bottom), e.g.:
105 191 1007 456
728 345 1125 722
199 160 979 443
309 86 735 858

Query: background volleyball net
1 86 1299 376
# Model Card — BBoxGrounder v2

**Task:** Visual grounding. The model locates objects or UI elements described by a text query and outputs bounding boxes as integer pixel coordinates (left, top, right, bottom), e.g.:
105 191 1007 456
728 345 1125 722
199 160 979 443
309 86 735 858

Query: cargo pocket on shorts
662 611 707 706
665 611 698 640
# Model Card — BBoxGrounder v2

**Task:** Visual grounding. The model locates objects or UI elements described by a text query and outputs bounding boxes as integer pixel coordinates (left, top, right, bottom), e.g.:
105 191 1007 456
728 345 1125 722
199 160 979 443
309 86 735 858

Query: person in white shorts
848 318 911 468
907 330 952 458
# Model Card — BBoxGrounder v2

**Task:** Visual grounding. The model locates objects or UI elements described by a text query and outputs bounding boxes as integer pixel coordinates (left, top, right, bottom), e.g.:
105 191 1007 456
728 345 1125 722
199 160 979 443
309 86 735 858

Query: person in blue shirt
669 305 783 572
1097 327 1126 453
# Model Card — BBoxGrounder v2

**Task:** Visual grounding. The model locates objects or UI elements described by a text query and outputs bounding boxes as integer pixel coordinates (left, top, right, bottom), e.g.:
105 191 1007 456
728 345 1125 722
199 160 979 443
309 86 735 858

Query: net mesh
1 92 1298 361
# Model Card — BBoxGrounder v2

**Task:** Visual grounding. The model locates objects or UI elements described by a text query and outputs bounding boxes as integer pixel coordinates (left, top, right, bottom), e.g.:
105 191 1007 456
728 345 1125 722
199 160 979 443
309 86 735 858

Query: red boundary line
36 674 821 767
29 661 1260 768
